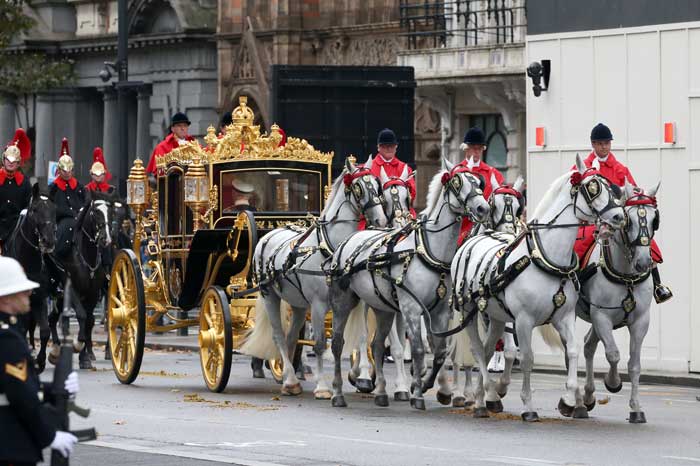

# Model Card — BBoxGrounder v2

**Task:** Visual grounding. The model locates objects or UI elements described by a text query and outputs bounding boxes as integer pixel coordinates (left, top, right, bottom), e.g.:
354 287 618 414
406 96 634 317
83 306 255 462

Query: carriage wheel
108 249 146 385
199 286 233 393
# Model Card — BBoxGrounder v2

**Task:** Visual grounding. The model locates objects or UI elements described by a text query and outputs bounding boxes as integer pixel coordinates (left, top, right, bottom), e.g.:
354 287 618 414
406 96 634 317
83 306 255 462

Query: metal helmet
90 161 105 176
57 137 73 171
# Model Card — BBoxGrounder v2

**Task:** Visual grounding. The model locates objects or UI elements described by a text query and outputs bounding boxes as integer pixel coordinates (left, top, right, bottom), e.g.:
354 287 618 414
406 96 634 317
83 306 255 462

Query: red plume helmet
57 137 74 171
3 128 31 165
91 147 112 181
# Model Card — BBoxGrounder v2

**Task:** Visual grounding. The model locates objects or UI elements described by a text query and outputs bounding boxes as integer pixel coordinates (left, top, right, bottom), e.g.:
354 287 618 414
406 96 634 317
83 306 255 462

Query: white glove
51 431 78 458
64 371 79 395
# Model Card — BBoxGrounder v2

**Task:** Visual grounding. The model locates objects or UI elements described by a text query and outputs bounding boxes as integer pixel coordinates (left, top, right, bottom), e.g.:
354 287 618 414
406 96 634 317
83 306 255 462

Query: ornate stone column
102 87 120 180
0 93 17 145
136 86 152 160
34 93 54 179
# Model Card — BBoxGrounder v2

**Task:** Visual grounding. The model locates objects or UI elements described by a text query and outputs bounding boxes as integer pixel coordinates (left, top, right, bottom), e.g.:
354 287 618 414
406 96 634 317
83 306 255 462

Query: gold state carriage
107 97 334 392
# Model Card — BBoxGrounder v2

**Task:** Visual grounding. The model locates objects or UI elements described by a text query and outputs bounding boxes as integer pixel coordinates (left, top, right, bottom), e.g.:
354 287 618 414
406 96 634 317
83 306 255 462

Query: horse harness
578 194 658 325
451 169 621 328
255 168 383 301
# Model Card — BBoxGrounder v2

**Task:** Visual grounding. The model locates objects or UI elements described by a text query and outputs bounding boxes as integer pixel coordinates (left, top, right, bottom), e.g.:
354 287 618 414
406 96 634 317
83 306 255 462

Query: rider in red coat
85 147 114 193
357 128 416 230
574 123 672 303
146 112 196 177
457 127 505 244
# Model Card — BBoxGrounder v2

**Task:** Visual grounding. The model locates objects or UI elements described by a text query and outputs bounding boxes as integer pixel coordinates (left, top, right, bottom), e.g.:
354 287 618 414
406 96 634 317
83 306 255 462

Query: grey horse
452 154 625 421
242 156 388 398
328 157 490 410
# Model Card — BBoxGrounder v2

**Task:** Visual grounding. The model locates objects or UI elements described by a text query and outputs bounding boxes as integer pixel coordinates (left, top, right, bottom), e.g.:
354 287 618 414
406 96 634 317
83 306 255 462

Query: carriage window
167 169 183 235
221 169 321 214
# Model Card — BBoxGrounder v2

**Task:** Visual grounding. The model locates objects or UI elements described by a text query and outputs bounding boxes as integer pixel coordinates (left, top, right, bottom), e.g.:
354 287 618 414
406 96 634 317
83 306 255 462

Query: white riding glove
51 431 78 458
63 371 80 395
64 371 79 395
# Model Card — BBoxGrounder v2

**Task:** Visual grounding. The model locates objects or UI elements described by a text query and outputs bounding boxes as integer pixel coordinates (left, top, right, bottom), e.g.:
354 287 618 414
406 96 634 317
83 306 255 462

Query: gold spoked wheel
108 249 146 385
198 286 233 393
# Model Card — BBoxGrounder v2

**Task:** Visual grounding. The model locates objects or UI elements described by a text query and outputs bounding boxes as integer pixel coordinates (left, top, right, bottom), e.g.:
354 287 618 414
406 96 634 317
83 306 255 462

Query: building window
469 114 507 170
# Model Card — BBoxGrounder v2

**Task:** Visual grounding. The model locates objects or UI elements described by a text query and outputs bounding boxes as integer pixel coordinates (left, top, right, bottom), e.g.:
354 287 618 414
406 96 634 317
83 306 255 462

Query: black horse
47 190 116 369
3 183 57 372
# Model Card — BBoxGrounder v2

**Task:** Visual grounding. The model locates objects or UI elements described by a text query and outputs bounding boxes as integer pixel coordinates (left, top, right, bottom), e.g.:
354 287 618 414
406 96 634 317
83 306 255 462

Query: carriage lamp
184 154 213 231
127 158 148 254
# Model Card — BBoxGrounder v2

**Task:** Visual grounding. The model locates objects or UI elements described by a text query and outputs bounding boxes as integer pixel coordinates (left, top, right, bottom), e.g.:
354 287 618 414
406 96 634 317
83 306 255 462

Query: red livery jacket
358 154 416 230
457 159 505 244
146 133 196 175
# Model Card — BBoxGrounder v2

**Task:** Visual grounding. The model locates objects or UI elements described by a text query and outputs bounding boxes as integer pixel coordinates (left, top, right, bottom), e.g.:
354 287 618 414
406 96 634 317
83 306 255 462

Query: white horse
575 180 660 424
445 174 525 408
347 165 414 399
243 156 387 398
328 157 490 410
452 154 625 421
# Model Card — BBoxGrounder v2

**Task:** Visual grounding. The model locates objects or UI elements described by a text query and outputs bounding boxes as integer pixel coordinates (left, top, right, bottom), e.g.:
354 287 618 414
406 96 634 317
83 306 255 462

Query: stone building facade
1 0 218 188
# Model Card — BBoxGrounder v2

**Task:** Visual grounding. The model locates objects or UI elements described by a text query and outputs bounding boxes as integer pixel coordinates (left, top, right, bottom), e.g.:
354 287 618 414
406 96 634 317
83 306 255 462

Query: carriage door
689 97 700 372
163 168 186 305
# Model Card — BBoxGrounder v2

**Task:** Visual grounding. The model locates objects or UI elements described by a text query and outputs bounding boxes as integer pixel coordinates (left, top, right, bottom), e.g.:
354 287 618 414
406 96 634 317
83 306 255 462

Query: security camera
527 60 550 97
99 67 112 83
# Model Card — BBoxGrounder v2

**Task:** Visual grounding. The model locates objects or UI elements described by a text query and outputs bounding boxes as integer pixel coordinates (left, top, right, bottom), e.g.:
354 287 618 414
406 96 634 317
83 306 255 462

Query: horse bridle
570 171 622 223
20 195 55 254
81 200 110 246
342 168 384 217
382 177 412 225
489 186 523 231
441 168 484 221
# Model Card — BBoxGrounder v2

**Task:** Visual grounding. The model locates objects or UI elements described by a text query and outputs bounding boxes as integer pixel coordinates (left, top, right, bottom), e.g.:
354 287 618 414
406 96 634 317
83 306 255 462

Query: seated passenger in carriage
223 178 257 214
357 128 416 230
574 123 672 303
457 127 505 245
49 138 86 259
85 147 114 193
0 129 32 254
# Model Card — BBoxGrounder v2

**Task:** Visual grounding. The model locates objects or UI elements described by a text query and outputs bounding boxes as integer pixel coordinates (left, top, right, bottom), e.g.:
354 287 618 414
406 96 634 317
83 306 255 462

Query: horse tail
538 323 564 352
341 302 367 357
240 297 291 360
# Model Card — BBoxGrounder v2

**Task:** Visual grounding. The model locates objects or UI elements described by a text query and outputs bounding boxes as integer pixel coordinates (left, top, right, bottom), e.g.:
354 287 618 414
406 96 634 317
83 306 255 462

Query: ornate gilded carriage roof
156 95 333 169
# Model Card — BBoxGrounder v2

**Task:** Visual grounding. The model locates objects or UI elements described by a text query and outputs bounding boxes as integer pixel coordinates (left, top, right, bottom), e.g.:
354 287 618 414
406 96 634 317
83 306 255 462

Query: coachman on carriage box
0 129 32 254
573 123 672 303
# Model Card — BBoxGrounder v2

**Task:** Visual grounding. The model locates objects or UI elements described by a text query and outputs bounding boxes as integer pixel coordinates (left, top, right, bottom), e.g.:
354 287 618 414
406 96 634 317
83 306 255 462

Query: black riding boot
652 266 673 303
251 357 265 378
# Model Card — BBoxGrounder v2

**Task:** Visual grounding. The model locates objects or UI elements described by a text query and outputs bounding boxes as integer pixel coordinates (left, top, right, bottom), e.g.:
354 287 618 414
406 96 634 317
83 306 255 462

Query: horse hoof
331 395 347 408
79 359 93 370
521 411 540 422
410 398 426 411
281 383 302 396
629 411 647 424
473 407 489 418
355 378 375 394
314 389 332 400
585 399 596 412
486 400 504 413
252 369 265 379
558 398 575 417
347 371 357 387
604 380 623 393
452 396 466 408
436 391 452 406
374 394 389 407
394 391 410 402
573 406 589 419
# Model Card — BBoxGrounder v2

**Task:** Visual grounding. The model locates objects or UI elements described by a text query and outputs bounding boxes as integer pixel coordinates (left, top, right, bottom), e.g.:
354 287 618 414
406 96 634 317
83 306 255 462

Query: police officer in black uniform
0 129 32 252
48 138 86 258
0 256 79 465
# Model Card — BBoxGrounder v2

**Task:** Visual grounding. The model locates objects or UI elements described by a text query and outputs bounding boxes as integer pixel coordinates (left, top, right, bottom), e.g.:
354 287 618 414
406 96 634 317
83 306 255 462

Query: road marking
87 439 287 466
661 398 700 404
663 456 700 463
185 440 307 449
478 455 567 465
